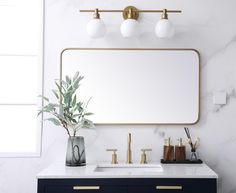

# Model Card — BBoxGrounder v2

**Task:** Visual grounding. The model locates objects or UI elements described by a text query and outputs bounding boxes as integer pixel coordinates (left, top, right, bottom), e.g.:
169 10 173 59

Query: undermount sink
94 164 163 173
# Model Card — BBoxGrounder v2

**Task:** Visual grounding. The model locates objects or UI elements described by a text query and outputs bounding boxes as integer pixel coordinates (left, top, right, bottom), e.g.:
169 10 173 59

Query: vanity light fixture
155 9 175 38
120 6 140 38
86 8 106 38
80 6 181 39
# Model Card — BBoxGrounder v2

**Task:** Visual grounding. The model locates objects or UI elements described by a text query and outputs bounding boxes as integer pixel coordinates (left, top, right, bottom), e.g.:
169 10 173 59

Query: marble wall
0 0 236 193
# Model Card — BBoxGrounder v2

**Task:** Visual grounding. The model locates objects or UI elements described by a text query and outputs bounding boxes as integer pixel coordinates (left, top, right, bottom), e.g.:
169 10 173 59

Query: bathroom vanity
37 163 217 193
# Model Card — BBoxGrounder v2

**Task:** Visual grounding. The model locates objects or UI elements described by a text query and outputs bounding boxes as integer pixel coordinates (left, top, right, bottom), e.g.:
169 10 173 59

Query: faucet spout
126 133 132 164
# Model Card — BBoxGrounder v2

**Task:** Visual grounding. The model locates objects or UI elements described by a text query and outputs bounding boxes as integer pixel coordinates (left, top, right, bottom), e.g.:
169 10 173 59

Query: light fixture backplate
123 6 139 20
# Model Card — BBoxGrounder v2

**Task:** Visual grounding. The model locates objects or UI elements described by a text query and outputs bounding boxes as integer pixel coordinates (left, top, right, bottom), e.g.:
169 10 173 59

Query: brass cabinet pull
73 186 100 190
156 185 182 190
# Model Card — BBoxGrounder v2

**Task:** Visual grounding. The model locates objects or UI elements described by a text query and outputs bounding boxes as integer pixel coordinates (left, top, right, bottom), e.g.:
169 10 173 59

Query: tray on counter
161 159 203 164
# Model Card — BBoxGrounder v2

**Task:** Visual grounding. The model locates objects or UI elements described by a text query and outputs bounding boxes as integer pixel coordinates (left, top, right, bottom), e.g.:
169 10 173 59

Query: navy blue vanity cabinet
38 178 217 193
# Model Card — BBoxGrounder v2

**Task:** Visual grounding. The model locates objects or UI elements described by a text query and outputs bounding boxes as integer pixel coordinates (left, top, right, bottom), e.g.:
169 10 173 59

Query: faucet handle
140 148 152 164
106 149 118 164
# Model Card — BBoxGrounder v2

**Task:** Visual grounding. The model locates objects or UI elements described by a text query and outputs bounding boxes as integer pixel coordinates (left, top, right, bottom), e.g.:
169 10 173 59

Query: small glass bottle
190 149 198 161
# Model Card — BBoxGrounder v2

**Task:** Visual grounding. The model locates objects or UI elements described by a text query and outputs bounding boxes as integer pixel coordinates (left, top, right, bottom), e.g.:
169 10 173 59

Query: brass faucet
106 149 118 164
126 133 132 164
140 149 152 164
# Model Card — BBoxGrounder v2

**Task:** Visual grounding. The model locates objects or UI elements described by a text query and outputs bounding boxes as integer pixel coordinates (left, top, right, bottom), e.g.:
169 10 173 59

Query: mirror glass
61 49 199 124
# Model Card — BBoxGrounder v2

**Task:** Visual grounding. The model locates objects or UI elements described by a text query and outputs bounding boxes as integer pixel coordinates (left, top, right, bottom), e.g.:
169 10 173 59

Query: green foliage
38 71 94 136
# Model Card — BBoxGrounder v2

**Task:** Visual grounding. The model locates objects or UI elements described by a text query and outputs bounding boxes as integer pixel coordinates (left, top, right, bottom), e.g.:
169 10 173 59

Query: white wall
1 0 236 193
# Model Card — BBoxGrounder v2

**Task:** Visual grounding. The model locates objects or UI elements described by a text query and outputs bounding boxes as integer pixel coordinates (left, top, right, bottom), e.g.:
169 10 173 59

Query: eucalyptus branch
38 71 94 136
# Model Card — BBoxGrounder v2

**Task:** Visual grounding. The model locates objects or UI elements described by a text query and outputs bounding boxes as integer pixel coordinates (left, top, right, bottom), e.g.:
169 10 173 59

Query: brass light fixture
120 6 140 37
86 8 106 38
155 9 175 38
122 6 139 20
80 6 181 38
93 8 100 19
161 9 168 19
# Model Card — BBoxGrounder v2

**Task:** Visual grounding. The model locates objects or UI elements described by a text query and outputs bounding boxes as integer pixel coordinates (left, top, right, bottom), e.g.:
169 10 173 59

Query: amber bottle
163 138 174 161
175 138 186 161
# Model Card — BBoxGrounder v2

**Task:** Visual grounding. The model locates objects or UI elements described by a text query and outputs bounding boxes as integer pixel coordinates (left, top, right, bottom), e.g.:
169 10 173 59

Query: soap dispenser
175 138 186 161
163 137 174 161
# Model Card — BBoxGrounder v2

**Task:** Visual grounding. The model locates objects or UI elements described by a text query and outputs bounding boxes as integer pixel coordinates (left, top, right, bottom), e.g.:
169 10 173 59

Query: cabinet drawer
45 185 125 193
128 185 183 193
127 179 216 193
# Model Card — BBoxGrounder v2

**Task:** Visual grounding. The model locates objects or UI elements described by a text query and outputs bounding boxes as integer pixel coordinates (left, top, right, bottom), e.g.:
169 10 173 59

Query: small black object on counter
161 159 203 164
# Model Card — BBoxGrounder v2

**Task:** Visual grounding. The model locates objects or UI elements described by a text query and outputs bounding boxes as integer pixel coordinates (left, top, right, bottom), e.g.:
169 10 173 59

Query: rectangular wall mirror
61 48 200 125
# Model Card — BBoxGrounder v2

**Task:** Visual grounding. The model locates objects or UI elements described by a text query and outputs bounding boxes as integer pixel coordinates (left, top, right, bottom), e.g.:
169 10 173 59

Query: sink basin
94 164 163 173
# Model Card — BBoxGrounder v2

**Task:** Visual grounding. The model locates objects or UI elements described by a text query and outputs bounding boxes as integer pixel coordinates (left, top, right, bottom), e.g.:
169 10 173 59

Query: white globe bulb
120 19 139 38
86 18 106 38
155 19 175 38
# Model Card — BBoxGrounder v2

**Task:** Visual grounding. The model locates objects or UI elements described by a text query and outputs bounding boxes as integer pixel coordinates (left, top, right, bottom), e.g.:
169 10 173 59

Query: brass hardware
73 186 100 190
156 186 182 190
60 48 200 125
140 148 152 164
80 8 181 14
93 8 100 19
177 138 182 146
126 133 132 164
80 6 181 21
123 6 139 20
161 9 168 19
106 149 118 164
165 137 171 146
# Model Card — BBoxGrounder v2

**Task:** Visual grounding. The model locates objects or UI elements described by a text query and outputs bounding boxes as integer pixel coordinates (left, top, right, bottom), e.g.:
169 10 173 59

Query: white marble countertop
37 162 218 179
